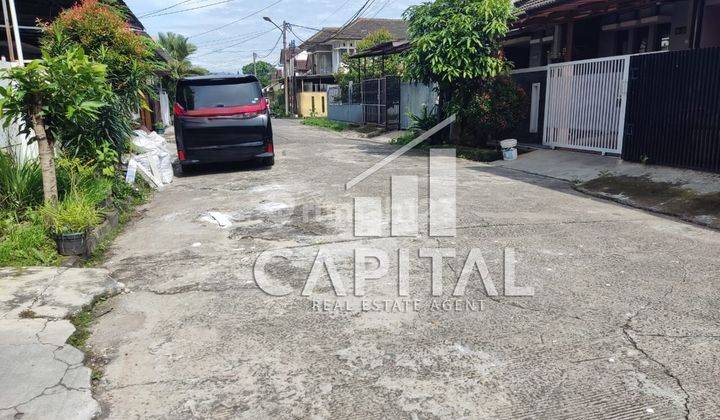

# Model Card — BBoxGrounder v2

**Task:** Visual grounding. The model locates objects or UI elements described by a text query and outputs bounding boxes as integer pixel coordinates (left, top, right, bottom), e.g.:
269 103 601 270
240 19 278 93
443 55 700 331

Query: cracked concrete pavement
89 119 720 419
0 267 119 420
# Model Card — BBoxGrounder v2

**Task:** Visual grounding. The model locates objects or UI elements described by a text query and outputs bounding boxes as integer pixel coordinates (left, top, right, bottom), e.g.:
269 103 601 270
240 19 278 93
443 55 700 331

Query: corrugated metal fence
400 82 437 130
622 48 720 173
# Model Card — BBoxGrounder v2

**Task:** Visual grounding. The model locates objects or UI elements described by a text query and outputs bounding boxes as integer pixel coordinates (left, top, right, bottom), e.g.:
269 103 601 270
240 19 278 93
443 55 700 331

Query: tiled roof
514 0 567 14
299 18 407 49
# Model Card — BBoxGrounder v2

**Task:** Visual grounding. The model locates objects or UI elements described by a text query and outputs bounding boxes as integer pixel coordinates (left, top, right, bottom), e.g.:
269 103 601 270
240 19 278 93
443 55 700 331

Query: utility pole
252 51 257 77
263 17 290 115
282 21 289 116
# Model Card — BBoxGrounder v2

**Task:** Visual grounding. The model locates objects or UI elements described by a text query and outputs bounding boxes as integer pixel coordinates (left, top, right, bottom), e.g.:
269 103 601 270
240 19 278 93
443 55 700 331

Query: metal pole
282 21 289 115
1 0 15 61
7 0 22 64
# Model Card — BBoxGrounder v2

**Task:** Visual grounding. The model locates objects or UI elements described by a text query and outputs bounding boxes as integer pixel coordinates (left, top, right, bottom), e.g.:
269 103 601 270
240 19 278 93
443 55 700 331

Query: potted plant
153 122 165 135
40 192 101 256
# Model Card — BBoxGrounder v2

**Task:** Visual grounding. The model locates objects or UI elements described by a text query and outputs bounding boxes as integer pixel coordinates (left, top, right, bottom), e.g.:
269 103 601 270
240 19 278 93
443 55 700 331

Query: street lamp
264 17 289 115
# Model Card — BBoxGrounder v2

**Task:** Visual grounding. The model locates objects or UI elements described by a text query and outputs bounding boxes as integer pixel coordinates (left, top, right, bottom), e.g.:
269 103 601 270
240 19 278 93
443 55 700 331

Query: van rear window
178 81 262 110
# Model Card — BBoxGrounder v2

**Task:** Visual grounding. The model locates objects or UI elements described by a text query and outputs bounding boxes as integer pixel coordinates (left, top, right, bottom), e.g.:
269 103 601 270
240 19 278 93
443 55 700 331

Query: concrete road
90 119 720 419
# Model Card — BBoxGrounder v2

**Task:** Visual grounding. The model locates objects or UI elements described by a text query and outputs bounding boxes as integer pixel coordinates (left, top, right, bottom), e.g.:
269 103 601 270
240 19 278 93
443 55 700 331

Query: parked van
173 75 274 170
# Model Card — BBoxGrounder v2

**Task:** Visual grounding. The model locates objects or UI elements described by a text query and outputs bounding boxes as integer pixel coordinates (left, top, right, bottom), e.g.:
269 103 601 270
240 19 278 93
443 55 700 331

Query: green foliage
302 117 348 131
42 0 159 110
0 152 43 214
242 60 274 88
42 0 160 159
408 106 439 132
453 76 528 145
403 0 518 145
271 100 288 118
403 0 515 85
39 189 101 234
0 215 60 267
0 46 114 169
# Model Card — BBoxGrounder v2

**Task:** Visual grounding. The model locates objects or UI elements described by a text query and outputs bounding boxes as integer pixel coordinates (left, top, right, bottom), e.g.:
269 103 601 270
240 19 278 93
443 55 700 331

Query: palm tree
157 32 208 103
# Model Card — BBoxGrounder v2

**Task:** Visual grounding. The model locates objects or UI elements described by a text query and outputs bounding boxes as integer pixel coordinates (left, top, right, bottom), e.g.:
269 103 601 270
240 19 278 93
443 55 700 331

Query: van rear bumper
181 143 272 165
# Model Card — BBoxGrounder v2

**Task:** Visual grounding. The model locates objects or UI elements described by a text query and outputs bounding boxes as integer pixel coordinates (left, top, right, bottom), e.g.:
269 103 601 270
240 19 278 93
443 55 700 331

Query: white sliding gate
543 55 630 155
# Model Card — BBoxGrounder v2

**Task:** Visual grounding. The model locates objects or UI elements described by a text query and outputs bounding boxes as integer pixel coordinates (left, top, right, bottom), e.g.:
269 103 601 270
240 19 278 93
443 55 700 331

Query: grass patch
390 132 503 162
0 219 61 267
67 294 112 381
302 117 348 132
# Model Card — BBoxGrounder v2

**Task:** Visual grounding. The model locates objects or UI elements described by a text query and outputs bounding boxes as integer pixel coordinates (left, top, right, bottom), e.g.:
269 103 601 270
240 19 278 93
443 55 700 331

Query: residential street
90 119 720 419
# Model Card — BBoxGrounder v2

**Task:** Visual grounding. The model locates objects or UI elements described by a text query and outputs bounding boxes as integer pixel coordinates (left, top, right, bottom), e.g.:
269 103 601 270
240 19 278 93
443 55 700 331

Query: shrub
408 106 439 132
41 0 160 165
56 157 112 205
0 152 42 214
42 0 157 108
457 76 527 146
39 191 101 234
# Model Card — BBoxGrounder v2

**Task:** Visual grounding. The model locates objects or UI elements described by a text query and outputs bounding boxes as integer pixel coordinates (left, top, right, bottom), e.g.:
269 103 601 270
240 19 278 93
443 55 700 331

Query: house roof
514 0 567 14
8 0 144 30
299 18 408 50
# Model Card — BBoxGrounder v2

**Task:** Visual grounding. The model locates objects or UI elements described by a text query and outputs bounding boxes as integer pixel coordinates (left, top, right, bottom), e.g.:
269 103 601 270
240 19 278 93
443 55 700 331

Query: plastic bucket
55 232 86 256
502 148 518 161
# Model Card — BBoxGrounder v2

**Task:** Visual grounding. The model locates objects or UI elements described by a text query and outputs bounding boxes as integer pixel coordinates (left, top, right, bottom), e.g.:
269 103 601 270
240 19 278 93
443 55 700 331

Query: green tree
157 32 209 103
0 48 111 203
242 60 274 88
403 0 517 144
41 0 160 159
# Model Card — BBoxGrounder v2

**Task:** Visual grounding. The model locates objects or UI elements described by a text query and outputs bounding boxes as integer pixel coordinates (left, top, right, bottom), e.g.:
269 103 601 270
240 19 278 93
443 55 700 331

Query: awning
348 41 411 59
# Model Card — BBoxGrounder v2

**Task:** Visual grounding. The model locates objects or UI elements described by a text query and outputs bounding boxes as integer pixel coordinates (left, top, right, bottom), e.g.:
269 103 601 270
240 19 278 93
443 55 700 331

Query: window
178 81 261 110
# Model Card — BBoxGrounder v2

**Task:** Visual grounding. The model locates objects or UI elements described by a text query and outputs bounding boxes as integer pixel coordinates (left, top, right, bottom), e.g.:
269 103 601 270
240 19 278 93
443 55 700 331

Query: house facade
504 0 720 167
298 18 408 76
505 0 720 70
276 18 408 116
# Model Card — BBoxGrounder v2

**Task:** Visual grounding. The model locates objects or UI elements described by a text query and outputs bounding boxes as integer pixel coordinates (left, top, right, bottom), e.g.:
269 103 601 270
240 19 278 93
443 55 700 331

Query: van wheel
260 156 275 167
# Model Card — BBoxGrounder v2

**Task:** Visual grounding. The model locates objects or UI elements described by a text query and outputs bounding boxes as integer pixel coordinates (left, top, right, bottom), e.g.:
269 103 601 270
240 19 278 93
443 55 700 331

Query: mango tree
403 0 518 144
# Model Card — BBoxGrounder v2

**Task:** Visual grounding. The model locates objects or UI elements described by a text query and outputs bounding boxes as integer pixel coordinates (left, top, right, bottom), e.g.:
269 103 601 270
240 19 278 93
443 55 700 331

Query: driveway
90 119 720 419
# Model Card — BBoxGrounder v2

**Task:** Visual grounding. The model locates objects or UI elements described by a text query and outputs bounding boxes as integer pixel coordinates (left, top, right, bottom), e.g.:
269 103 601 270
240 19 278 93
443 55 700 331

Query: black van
173 75 274 170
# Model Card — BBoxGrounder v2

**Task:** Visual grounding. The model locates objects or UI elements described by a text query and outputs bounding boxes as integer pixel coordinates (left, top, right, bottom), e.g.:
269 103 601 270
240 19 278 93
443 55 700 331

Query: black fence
623 48 720 173
361 76 401 130
509 69 547 145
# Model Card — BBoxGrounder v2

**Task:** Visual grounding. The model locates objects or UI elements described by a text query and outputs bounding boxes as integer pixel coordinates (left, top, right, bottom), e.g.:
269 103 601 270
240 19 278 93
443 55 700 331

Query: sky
124 0 423 74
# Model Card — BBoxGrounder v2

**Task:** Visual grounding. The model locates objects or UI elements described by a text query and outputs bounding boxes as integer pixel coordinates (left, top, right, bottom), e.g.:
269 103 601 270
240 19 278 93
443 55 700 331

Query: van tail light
174 103 186 116
178 150 186 161
266 142 274 154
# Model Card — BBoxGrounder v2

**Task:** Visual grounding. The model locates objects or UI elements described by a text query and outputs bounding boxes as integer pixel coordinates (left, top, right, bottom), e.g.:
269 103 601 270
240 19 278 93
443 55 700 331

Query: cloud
125 0 423 73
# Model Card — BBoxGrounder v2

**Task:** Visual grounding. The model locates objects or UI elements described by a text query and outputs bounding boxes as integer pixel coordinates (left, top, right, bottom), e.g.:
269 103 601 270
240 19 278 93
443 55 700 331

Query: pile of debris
125 130 174 189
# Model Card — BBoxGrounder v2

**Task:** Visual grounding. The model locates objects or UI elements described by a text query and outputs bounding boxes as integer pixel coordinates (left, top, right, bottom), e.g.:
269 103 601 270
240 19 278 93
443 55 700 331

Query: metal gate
543 55 630 155
361 76 400 130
